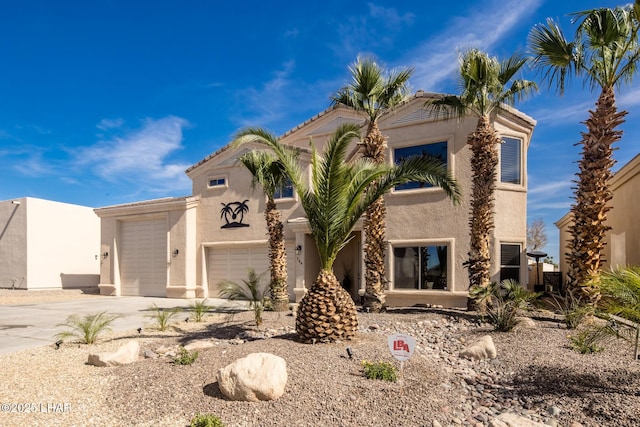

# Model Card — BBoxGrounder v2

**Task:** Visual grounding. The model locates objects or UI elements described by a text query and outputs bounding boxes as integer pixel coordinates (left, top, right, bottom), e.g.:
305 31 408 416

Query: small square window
274 179 294 199
208 177 226 188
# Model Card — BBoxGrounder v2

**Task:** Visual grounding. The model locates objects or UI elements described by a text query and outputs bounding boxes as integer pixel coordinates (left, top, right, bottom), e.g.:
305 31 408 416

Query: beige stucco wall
0 197 100 289
94 197 198 297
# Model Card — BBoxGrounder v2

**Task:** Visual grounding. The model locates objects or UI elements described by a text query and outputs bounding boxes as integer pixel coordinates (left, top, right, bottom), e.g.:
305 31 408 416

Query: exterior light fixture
54 340 63 350
102 252 109 260
11 200 20 205
295 245 302 255
172 249 179 257
346 346 353 359
137 327 142 334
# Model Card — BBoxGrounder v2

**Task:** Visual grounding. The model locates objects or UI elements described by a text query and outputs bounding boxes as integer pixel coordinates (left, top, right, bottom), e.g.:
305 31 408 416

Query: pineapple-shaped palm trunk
362 121 388 313
295 269 359 343
466 116 500 309
265 199 289 312
566 86 626 306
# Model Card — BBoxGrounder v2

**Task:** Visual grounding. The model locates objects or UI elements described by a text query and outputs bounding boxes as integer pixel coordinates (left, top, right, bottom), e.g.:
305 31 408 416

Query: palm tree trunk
295 269 358 343
362 121 388 313
466 116 500 309
265 199 289 312
566 86 626 306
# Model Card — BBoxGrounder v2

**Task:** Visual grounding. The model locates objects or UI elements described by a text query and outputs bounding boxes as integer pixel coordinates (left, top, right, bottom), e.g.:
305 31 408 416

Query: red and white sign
387 333 416 362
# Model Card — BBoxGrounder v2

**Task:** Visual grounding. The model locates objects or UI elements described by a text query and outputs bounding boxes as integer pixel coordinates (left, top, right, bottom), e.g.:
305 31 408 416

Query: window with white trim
208 177 226 188
393 245 448 290
500 137 522 184
393 142 447 191
500 243 521 283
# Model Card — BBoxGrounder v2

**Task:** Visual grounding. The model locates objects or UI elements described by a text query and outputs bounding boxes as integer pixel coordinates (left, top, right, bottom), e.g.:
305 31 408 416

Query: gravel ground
1 292 640 427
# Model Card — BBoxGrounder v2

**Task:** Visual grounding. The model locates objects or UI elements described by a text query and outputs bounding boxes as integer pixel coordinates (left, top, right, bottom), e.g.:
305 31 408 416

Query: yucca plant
484 279 540 332
600 266 640 323
189 299 213 322
218 268 269 328
55 311 120 344
147 304 182 331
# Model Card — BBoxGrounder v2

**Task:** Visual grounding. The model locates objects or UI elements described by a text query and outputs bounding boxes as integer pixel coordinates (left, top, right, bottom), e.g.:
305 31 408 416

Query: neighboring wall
0 197 100 289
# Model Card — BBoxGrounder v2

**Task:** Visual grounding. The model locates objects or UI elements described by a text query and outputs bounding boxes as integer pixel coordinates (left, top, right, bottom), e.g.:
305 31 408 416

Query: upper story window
274 178 294 200
208 177 226 188
501 137 522 185
393 141 447 191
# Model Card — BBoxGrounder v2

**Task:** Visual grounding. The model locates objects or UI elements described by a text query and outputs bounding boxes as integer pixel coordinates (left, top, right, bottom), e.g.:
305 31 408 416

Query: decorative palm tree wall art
220 200 250 228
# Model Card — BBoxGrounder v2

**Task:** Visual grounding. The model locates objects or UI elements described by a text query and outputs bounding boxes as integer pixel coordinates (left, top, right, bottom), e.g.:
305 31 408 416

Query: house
95 91 536 307
0 197 100 289
556 153 640 278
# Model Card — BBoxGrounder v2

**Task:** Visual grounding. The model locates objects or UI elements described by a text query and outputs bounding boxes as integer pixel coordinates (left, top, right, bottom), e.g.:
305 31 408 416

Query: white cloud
617 85 640 109
96 118 125 130
406 0 543 91
367 3 415 26
76 116 192 193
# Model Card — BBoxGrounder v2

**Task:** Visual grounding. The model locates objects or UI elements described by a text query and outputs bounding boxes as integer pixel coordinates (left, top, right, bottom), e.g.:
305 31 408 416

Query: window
500 244 521 283
394 142 447 191
501 137 522 184
274 178 294 199
208 177 226 188
393 245 448 290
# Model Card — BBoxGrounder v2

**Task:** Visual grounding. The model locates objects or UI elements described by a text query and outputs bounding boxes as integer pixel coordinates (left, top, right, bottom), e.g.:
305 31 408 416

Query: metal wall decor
220 200 250 228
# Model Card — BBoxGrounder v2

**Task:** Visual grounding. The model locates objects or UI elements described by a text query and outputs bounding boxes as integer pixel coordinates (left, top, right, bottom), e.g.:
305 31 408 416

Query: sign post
387 333 416 388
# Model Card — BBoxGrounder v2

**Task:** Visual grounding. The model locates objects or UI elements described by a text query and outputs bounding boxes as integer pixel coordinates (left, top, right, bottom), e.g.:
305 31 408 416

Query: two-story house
95 91 536 308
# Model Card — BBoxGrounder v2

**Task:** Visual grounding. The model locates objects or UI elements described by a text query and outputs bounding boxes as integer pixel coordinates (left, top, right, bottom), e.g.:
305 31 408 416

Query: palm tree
238 151 293 312
233 123 460 343
331 55 414 313
424 49 537 308
529 2 640 305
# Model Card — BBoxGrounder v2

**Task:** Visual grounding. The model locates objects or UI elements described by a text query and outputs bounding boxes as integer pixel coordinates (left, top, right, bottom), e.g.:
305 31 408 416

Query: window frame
499 136 523 186
207 175 228 189
499 243 522 283
391 139 450 193
273 177 295 201
390 240 452 291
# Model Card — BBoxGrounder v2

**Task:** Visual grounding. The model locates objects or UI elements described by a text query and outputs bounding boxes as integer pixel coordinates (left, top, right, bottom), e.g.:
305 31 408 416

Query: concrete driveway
0 296 248 355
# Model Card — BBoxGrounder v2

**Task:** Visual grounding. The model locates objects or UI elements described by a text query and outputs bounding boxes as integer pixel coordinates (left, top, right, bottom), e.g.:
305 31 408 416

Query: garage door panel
120 218 167 297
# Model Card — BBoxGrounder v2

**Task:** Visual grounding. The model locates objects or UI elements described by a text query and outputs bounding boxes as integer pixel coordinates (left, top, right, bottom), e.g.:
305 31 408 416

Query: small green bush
482 280 540 332
218 268 269 328
173 346 198 365
569 328 606 354
190 299 213 322
361 360 398 382
147 304 182 331
55 311 120 344
190 413 225 427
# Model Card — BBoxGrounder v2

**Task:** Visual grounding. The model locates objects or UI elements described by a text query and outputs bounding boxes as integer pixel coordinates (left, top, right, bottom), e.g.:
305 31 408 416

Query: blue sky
1 0 639 262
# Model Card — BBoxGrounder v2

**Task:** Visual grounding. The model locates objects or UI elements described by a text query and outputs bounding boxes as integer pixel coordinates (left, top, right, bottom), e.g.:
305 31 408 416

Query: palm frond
529 19 577 94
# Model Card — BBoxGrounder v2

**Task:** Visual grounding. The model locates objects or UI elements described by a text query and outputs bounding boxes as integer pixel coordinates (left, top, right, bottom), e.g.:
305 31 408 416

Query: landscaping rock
460 335 497 360
514 317 536 329
88 341 140 367
492 412 547 426
183 340 215 351
217 352 287 402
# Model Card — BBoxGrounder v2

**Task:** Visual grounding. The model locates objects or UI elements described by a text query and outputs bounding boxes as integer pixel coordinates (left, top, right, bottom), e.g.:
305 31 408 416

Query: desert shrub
190 299 213 322
483 280 540 332
361 360 398 382
173 346 198 365
190 413 225 427
147 304 182 331
546 291 593 329
600 266 640 323
218 268 268 328
55 311 120 344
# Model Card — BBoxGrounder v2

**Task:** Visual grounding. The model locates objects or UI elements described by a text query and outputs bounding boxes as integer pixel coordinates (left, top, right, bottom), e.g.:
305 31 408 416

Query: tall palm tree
238 151 293 312
234 123 460 343
424 49 537 307
529 2 640 305
331 55 414 313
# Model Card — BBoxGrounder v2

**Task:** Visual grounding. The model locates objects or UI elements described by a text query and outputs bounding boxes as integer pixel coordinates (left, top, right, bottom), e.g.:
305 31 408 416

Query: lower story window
393 245 448 290
500 244 521 283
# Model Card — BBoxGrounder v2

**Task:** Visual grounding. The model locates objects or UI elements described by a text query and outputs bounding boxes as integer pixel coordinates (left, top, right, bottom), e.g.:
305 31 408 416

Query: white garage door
208 245 294 298
120 218 167 297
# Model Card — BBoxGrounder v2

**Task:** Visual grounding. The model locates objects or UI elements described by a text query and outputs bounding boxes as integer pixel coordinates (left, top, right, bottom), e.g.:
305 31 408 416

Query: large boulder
460 335 497 360
216 352 287 402
88 341 140 367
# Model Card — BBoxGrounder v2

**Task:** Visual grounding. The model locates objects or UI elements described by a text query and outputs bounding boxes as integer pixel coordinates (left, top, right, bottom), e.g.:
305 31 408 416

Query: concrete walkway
0 296 249 355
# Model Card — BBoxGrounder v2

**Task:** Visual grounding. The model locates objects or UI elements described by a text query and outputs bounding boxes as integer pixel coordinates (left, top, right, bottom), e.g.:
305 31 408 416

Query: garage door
208 245 294 298
119 218 167 297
